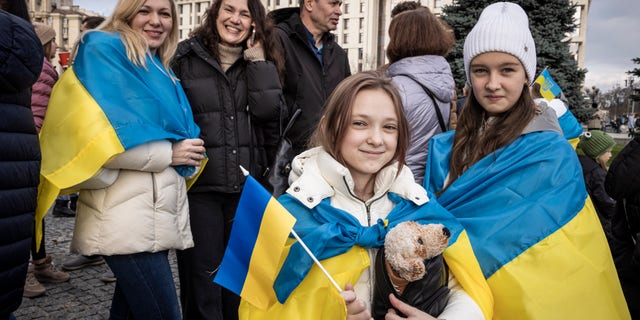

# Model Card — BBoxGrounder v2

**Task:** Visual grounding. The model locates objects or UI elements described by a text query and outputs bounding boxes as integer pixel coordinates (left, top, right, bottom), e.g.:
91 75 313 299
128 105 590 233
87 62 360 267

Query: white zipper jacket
286 147 483 319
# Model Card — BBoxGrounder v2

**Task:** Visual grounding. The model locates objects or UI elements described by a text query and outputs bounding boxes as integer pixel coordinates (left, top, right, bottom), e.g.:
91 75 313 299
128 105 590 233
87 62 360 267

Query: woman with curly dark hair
171 0 286 318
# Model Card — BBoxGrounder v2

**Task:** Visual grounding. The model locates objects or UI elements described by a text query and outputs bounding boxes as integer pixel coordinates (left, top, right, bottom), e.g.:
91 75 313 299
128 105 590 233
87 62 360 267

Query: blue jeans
104 251 181 320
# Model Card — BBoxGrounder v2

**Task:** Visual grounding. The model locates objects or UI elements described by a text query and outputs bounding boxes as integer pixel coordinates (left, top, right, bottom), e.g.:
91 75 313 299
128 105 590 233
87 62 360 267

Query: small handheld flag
534 68 562 101
214 173 296 310
214 167 342 310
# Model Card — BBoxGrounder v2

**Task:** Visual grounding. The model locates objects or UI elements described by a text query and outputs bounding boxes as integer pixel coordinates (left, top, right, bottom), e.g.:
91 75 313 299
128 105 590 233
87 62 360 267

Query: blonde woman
37 0 205 317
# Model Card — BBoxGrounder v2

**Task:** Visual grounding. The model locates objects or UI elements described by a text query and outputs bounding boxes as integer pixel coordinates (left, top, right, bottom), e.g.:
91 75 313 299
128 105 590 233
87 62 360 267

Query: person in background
577 130 617 240
37 0 205 317
240 71 487 320
269 0 351 156
80 16 105 32
384 6 455 185
416 2 629 319
171 0 285 318
0 0 43 317
605 134 640 319
23 22 71 299
390 0 421 17
61 13 113 283
30 22 58 132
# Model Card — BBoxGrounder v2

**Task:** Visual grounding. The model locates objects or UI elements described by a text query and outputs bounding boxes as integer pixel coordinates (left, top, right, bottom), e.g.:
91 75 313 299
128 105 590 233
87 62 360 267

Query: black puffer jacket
605 137 640 283
372 247 450 320
0 10 43 318
171 37 284 193
270 8 351 154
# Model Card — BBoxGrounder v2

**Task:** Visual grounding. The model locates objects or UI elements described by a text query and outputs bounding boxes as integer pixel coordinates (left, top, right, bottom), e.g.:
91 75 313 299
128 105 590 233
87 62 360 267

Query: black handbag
266 108 302 197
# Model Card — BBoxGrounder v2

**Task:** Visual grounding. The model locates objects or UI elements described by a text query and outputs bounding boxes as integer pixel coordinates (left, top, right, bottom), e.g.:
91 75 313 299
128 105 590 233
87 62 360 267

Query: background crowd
1 0 638 320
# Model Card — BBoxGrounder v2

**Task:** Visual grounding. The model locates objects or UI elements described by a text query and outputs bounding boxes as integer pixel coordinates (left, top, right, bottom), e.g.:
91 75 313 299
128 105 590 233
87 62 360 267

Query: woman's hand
385 294 438 320
171 138 205 166
341 283 373 320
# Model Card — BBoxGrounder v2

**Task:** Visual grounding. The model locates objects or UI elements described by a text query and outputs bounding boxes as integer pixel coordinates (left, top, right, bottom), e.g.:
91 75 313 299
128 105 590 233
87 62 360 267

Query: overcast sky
583 0 640 92
75 0 640 93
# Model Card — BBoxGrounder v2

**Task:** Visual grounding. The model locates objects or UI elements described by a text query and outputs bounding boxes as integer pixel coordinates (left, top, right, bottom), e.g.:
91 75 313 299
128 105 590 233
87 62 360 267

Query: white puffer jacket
287 147 484 320
71 140 193 256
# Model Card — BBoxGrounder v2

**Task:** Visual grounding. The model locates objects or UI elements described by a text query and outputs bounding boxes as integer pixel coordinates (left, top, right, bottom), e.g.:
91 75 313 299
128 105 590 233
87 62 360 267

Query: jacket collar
287 147 428 209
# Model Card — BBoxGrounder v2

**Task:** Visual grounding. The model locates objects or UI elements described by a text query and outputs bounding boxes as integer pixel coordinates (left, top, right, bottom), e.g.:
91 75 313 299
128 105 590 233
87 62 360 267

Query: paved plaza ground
14 210 181 319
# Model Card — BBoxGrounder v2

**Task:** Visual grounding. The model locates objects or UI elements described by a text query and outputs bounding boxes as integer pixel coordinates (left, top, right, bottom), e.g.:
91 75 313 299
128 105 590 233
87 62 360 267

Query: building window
360 2 365 13
434 0 443 9
343 33 348 44
359 17 364 29
343 18 349 29
358 32 363 44
358 48 363 60
343 3 349 14
276 0 280 5
358 62 362 72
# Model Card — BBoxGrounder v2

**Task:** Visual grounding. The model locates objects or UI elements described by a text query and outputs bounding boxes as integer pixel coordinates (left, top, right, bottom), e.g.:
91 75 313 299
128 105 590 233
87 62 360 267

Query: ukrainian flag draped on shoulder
239 192 493 319
36 31 201 248
424 130 629 319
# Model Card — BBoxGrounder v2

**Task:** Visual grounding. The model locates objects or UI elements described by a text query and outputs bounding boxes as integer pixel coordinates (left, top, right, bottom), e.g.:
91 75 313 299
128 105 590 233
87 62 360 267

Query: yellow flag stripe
241 198 296 310
36 68 123 250
444 231 494 320
488 197 629 319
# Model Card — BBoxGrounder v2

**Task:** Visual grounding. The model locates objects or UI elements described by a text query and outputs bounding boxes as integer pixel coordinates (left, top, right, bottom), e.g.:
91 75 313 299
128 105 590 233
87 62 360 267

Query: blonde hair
98 0 179 69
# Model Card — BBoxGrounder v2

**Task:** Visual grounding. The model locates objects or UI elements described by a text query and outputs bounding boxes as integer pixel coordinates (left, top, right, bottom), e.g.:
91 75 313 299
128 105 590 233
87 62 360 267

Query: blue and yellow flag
424 130 629 319
535 68 562 101
214 174 296 310
240 191 493 319
36 31 201 249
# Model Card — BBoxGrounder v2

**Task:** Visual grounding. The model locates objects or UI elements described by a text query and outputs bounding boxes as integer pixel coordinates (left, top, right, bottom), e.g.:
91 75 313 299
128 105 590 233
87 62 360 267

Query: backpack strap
402 75 448 132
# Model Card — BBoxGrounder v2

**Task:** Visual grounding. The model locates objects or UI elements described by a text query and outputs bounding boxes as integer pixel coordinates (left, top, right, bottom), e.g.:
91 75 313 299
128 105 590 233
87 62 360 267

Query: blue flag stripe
214 176 270 294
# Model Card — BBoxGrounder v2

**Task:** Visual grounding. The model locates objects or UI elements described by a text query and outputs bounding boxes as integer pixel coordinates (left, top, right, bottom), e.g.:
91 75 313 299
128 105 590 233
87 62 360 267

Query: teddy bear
371 221 452 320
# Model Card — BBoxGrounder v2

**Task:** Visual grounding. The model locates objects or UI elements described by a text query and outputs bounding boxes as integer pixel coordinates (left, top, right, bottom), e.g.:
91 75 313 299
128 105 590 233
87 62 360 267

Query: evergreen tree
628 57 640 78
441 0 587 110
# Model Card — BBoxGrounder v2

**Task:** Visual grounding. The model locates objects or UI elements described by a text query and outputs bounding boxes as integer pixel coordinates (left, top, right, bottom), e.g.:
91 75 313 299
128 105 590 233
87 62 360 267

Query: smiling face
305 0 342 34
216 0 252 47
469 51 529 116
130 0 173 54
339 88 398 185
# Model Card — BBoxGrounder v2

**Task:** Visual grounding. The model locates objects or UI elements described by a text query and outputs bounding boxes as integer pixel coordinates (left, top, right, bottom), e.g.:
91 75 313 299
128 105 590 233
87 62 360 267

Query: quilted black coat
171 37 283 193
0 10 43 317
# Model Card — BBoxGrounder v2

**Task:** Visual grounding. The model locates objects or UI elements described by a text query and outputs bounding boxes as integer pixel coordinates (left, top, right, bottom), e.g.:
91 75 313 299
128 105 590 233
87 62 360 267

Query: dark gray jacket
172 37 284 193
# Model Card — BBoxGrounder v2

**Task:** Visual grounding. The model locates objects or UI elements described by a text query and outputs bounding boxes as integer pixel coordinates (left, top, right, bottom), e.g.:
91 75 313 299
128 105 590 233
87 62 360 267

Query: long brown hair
443 84 536 192
312 71 410 172
191 0 284 82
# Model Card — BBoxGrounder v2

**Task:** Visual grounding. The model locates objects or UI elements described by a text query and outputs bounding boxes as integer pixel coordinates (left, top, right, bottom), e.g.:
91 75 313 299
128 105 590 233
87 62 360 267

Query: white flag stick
289 229 343 293
238 165 342 293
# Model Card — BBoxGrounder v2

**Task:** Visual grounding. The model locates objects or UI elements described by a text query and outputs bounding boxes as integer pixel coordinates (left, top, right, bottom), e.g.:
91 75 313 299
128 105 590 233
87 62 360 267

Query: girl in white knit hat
388 2 630 319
